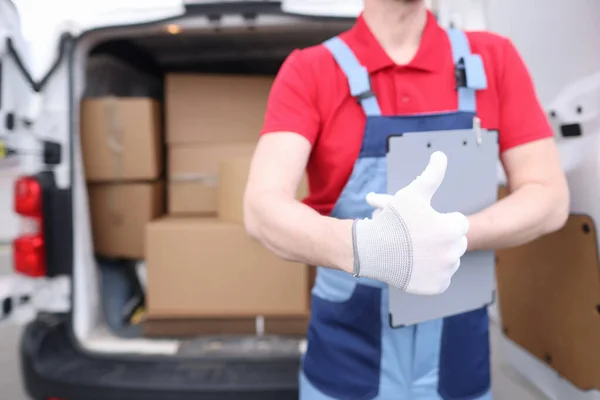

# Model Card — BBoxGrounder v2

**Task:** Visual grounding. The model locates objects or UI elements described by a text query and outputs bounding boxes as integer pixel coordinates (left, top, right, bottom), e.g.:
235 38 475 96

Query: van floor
82 325 180 355
82 323 308 357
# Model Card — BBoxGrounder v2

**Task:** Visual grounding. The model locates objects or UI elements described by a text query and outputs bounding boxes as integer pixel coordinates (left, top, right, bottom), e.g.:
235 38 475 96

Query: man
244 0 569 398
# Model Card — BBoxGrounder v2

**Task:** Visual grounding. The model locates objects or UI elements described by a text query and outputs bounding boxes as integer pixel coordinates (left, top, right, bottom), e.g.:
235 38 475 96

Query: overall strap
446 28 488 113
323 37 382 116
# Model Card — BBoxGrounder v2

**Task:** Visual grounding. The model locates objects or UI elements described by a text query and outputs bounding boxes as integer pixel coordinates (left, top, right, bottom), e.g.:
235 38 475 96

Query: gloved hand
352 151 469 295
366 193 393 218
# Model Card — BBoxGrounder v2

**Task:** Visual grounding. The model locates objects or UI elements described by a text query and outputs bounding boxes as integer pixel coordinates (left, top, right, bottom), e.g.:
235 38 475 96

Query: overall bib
300 29 492 400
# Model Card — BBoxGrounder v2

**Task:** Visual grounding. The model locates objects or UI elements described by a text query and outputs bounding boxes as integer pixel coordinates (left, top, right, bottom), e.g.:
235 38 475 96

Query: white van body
2 1 600 399
0 6 357 398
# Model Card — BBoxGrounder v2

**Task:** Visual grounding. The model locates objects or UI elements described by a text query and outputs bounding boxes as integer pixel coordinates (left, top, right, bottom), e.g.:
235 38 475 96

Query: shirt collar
340 10 448 74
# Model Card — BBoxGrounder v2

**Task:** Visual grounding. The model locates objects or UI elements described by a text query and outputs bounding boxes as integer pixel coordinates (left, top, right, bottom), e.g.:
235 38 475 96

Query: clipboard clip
473 117 483 146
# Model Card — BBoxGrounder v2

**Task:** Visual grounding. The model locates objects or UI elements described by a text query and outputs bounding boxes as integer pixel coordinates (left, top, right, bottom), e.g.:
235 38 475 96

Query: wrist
465 215 481 251
332 218 356 274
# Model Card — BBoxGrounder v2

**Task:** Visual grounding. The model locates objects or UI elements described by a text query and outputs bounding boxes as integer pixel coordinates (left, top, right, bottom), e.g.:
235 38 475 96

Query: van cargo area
74 9 350 361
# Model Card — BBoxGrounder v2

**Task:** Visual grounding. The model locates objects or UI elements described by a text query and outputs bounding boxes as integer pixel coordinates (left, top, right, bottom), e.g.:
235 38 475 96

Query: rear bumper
21 314 301 400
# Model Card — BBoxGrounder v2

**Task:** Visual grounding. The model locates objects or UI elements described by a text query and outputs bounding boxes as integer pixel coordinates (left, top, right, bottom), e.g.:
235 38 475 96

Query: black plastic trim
21 315 301 400
6 34 73 93
185 1 283 16
42 140 62 166
560 123 582 137
0 60 3 111
184 2 355 22
36 171 73 277
4 112 14 131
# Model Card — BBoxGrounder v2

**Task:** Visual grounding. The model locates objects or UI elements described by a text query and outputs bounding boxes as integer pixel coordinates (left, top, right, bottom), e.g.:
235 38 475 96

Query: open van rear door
0 0 71 324
0 0 31 323
0 2 22 243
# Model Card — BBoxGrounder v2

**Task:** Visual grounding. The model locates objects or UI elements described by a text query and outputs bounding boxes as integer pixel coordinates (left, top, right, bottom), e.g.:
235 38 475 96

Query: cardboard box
146 217 310 318
81 98 163 182
89 181 164 259
165 74 273 145
217 156 309 224
168 143 256 214
144 266 317 337
143 315 310 337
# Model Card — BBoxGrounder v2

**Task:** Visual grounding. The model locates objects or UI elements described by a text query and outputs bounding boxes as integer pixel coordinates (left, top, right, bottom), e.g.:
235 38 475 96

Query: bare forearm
467 183 569 251
244 194 355 273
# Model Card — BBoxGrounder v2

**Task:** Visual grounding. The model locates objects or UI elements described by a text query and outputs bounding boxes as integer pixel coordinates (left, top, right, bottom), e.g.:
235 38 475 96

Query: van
1 1 598 400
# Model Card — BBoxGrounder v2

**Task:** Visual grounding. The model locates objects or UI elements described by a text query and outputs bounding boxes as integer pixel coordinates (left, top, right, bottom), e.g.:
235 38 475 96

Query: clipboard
386 127 499 327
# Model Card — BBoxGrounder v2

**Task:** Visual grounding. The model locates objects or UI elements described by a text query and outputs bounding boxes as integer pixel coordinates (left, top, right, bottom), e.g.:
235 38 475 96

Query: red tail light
14 176 42 217
13 176 46 277
13 234 46 277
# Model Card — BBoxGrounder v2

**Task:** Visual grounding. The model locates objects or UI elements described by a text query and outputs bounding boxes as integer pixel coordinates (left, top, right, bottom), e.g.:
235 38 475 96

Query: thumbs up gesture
353 151 469 295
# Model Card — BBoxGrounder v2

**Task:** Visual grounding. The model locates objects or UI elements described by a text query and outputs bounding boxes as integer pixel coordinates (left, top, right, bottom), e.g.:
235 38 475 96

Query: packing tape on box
104 96 125 219
104 96 125 177
169 173 219 186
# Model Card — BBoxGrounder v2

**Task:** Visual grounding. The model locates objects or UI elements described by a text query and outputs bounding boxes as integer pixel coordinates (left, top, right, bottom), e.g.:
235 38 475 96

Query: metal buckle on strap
455 57 467 89
355 89 375 103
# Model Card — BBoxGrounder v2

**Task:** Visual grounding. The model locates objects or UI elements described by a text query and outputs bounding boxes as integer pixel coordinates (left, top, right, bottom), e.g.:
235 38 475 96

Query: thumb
404 151 448 202
366 192 394 209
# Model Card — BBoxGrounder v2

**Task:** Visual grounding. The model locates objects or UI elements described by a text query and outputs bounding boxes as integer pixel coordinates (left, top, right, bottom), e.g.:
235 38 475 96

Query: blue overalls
300 28 492 400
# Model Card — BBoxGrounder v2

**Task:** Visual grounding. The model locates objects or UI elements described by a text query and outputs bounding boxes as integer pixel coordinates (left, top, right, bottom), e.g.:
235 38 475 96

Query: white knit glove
353 151 469 295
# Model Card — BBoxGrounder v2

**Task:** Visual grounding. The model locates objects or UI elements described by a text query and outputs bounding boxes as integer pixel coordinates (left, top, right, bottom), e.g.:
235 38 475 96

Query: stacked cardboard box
80 73 314 337
166 74 268 215
144 74 312 337
82 97 165 259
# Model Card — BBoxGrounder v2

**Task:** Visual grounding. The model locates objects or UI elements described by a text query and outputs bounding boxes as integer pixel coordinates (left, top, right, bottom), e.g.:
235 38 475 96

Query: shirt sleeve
497 38 554 153
260 49 321 145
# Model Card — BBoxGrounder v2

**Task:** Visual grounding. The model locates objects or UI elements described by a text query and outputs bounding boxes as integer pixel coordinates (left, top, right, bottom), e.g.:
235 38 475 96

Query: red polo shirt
261 11 553 216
